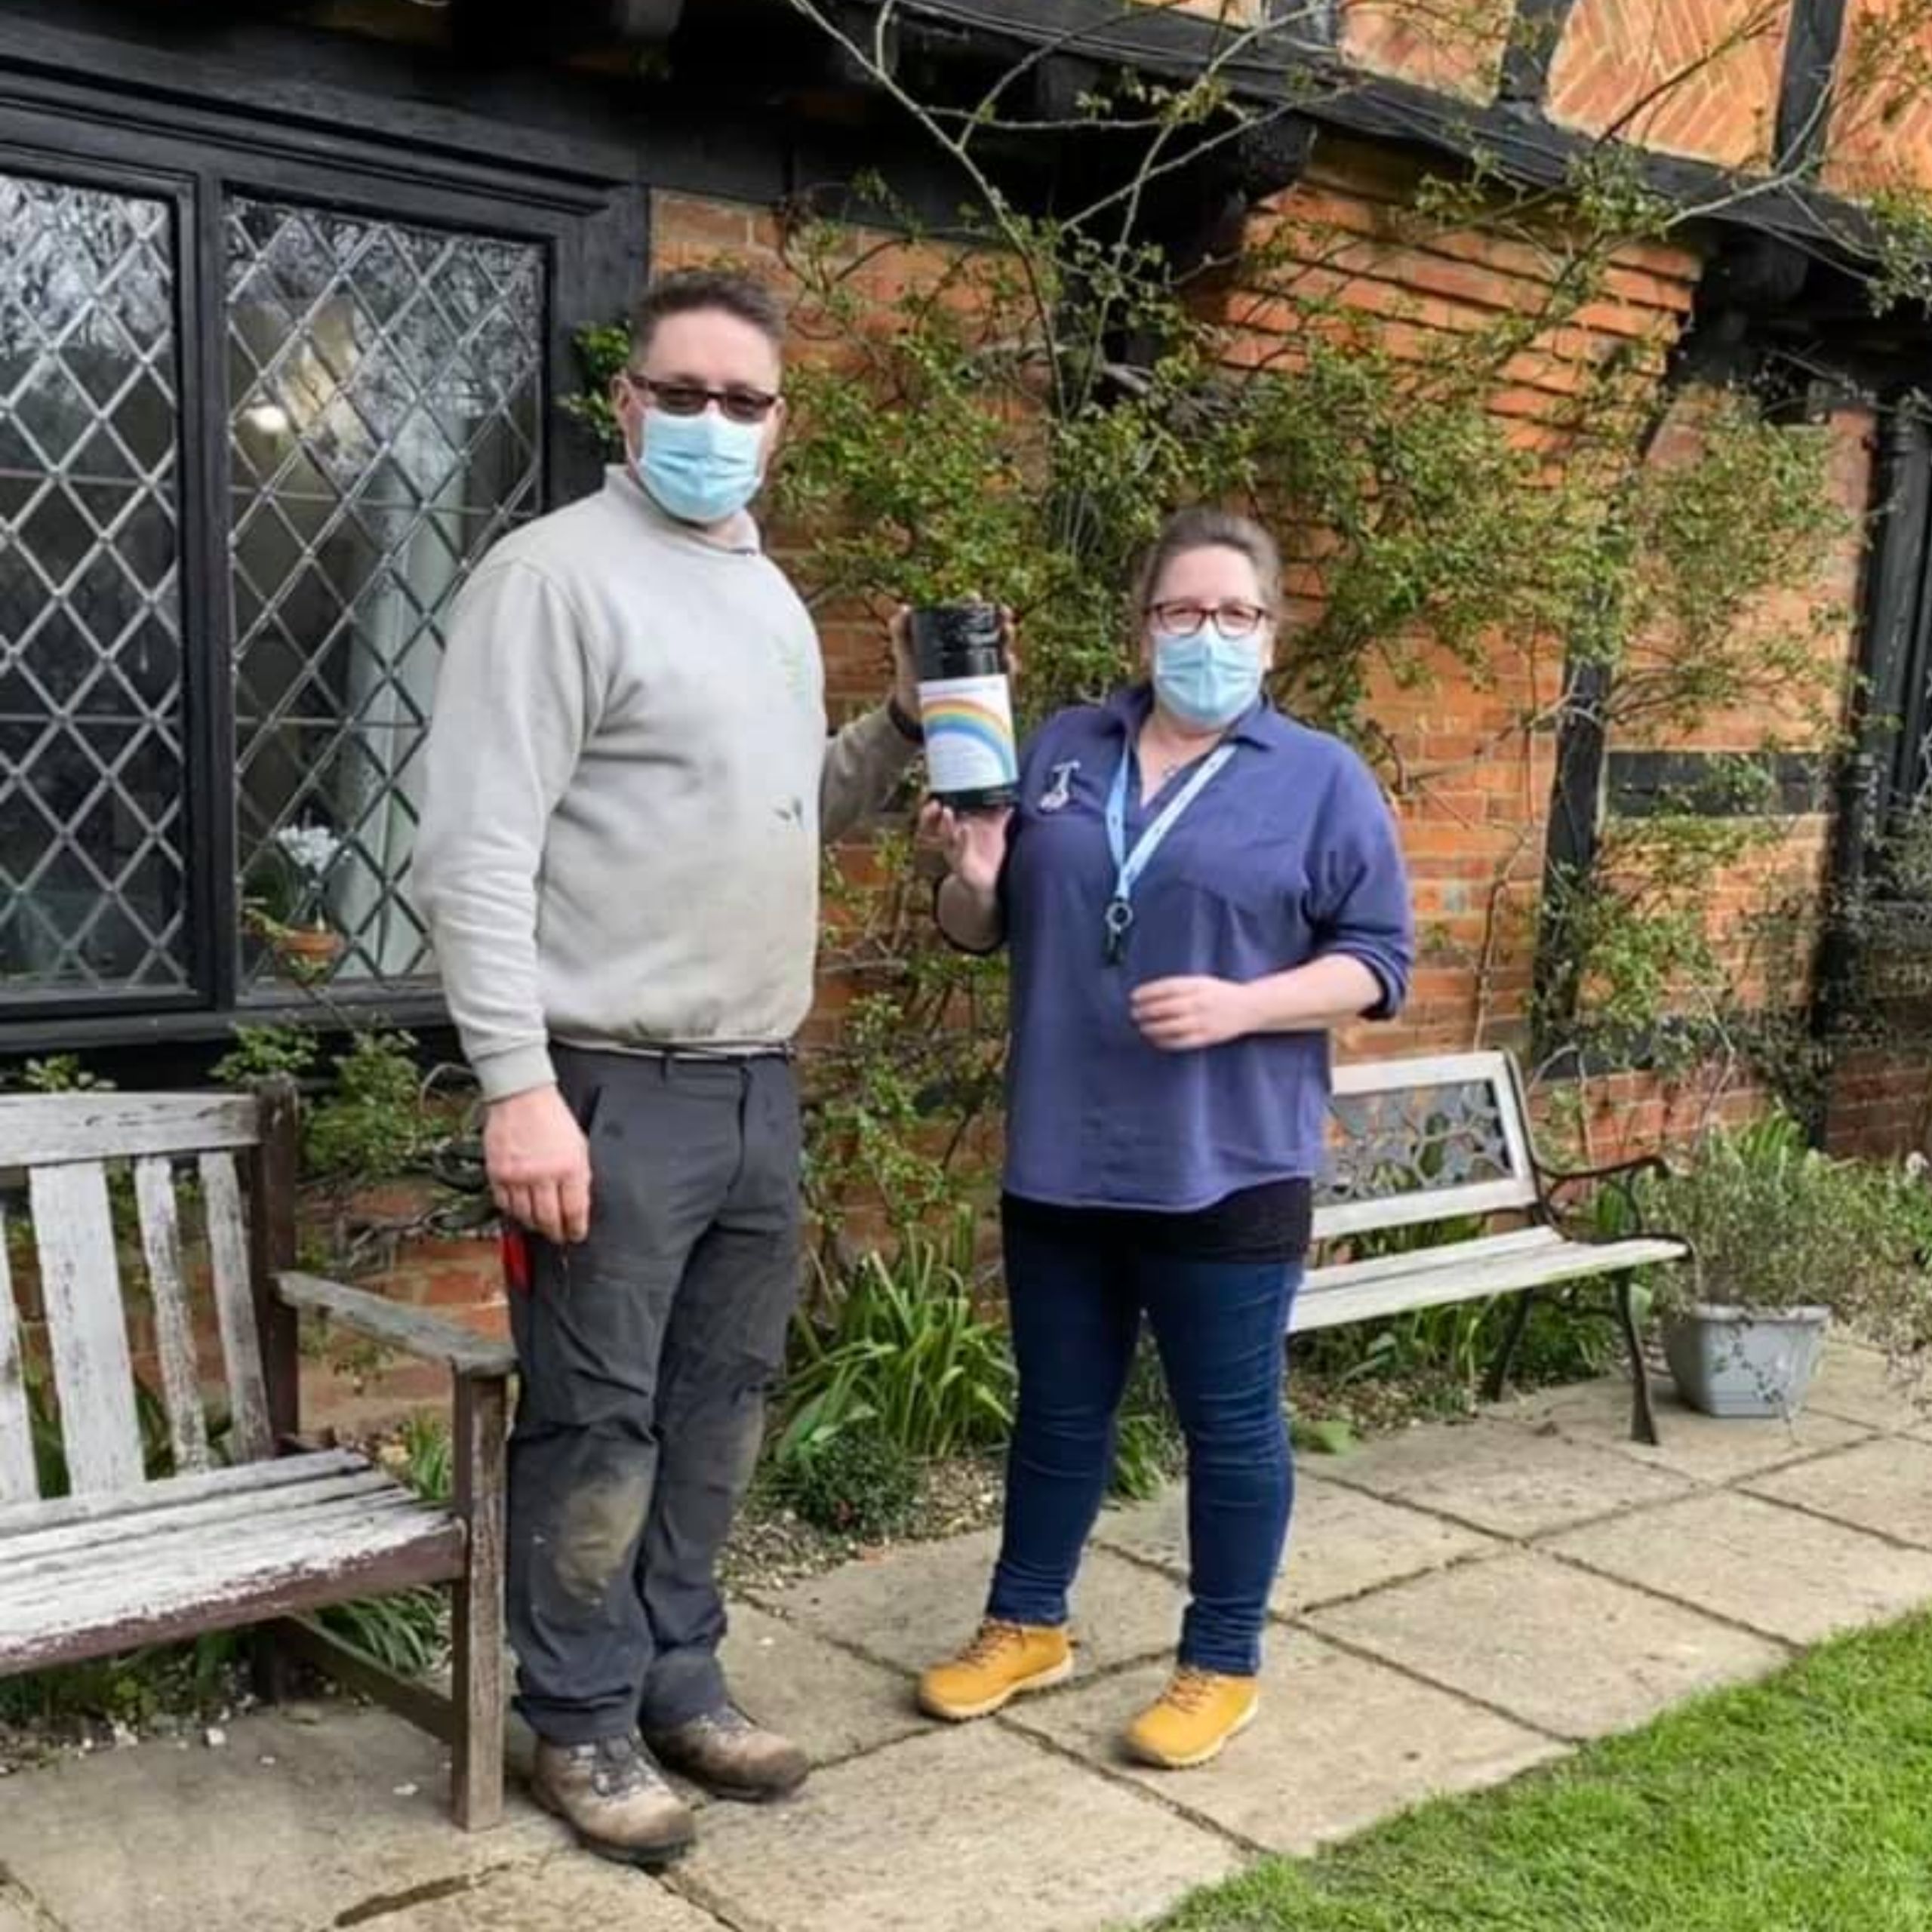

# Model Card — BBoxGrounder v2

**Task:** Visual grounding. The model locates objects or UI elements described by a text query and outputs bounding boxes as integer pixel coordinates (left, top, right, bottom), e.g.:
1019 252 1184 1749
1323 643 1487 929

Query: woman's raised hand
920 799 1012 900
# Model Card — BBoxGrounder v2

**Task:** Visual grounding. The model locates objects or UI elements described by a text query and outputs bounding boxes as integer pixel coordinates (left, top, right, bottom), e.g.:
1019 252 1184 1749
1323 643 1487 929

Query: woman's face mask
1151 629 1275 726
1150 628 1267 730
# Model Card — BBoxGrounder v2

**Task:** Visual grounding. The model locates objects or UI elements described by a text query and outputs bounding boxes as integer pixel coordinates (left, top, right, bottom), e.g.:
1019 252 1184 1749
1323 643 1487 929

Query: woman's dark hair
632 269 787 359
1132 506 1284 621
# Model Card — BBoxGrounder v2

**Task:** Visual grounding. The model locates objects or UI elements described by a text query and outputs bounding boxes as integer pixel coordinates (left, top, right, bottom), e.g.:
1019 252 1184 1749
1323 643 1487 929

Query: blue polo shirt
1000 686 1413 1212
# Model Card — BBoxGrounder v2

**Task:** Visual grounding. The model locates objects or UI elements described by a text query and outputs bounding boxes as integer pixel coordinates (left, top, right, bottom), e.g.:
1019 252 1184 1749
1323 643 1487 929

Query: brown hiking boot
531 1732 697 1865
644 1703 810 1802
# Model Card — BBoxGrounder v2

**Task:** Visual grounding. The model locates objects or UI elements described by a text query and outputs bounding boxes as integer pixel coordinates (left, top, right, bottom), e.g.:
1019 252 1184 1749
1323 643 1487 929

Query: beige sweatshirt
413 468 914 1101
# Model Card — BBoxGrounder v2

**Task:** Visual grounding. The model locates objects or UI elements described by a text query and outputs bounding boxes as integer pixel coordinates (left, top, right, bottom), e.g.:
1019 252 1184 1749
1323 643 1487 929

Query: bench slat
29 1161 143 1496
0 1447 368 1540
1308 1225 1566 1289
201 1152 272 1462
8 1487 431 1591
1 1468 401 1567
134 1158 211 1475
0 1202 35 1506
1329 1051 1515 1097
1296 1235 1687 1334
0 1093 260 1168
1313 1174 1538 1242
0 1504 463 1669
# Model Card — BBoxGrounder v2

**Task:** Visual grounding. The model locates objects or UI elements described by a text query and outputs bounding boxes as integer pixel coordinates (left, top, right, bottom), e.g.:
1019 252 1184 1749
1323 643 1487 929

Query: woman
917 506 1414 1769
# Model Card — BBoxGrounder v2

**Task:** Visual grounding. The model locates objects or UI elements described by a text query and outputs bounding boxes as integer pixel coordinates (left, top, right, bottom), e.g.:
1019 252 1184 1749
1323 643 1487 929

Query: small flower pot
1663 1303 1830 1420
270 925 345 976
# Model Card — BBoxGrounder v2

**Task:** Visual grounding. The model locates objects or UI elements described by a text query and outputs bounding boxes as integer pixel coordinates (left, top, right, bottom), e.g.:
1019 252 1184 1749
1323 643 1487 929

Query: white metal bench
1299 1051 1688 1441
0 1081 513 1828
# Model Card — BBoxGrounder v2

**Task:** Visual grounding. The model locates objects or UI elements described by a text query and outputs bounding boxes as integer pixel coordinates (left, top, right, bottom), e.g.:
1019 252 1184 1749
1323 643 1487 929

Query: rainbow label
918 673 1019 792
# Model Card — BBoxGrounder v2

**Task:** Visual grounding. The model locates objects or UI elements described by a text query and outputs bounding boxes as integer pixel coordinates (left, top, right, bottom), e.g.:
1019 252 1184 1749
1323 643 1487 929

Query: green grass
1155 1614 1932 1932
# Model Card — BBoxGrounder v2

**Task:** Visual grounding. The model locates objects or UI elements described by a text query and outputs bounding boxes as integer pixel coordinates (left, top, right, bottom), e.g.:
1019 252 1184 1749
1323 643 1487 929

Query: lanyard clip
1103 896 1134 964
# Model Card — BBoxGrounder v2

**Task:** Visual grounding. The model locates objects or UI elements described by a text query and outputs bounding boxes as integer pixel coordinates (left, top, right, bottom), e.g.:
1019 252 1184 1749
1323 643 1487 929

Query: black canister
911 601 1019 811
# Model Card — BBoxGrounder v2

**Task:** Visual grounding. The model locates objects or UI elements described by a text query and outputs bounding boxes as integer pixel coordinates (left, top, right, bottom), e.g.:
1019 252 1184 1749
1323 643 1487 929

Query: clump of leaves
1640 1115 1932 1367
780 1425 922 1540
15 1054 114 1094
775 1210 1014 1470
303 1031 429 1184
211 1023 321 1089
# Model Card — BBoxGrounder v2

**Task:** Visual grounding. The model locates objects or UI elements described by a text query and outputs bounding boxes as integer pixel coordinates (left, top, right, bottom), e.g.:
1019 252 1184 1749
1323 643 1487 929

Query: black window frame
0 57 642 1060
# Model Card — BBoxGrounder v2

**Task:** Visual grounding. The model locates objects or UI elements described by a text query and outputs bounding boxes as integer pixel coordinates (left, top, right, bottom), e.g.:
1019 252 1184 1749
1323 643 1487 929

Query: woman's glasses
1146 599 1269 640
625 373 781 425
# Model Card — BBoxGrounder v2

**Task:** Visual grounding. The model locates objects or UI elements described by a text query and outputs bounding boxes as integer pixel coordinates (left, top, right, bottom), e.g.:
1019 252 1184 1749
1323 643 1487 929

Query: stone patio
2 1342 1928 1932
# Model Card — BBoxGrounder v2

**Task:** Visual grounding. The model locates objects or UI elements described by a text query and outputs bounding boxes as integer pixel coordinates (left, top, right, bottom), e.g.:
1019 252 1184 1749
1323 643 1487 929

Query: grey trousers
507 1045 803 1746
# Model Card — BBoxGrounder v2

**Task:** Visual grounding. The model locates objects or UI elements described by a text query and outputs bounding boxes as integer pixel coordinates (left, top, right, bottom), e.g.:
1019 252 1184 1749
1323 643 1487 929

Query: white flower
274 824 343 881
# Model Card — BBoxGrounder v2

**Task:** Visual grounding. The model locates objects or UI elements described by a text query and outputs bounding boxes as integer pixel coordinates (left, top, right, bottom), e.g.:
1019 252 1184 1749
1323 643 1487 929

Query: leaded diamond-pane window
0 173 187 998
227 199 544 989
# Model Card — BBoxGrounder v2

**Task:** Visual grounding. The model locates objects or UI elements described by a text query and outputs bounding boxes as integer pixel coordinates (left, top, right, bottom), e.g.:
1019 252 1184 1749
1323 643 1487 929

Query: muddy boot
531 1732 697 1866
644 1703 810 1802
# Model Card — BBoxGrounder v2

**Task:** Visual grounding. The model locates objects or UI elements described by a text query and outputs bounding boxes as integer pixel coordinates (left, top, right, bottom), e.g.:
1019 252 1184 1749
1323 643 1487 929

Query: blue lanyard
1103 740 1236 963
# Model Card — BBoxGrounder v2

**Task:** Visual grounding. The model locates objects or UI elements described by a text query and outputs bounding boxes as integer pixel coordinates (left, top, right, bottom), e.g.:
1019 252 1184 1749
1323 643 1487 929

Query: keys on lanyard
1103 738 1236 966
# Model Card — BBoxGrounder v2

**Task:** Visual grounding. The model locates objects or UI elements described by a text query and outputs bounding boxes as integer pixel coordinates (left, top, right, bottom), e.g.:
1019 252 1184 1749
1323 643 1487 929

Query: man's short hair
632 269 787 361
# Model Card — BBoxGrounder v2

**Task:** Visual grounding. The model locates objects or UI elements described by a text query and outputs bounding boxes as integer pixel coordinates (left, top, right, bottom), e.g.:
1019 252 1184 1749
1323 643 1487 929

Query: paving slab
373 1853 721 1930
1316 1417 1693 1538
1309 1549 1785 1740
0 1708 566 1932
1010 1629 1561 1854
0 1884 53 1932
682 1720 1241 1932
1490 1375 1872 1484
760 1527 1186 1677
1096 1472 1499 1614
1802 1344 1930 1432
1552 1490 1932 1644
1746 1436 1932 1549
719 1601 927 1766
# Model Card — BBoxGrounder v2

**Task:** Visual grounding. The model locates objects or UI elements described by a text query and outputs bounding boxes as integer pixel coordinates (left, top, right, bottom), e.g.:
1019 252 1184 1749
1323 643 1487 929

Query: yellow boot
1124 1666 1259 1768
918 1620 1073 1721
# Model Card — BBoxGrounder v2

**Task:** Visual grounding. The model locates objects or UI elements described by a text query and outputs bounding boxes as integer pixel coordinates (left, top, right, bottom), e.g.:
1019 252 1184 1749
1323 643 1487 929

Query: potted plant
1639 1115 1932 1419
245 824 347 978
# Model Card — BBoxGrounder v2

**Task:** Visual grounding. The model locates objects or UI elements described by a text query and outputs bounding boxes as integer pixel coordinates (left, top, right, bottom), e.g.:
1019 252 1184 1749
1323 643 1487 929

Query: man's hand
888 604 1023 718
1130 977 1257 1053
485 1084 592 1244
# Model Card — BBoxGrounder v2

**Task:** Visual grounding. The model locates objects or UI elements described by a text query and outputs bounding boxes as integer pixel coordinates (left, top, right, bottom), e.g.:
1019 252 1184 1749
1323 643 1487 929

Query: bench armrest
1535 1150 1673 1192
276 1271 516 1380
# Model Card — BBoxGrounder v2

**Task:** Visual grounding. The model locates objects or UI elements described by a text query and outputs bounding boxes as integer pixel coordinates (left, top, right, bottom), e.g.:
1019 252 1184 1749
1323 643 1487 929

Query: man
414 268 922 1866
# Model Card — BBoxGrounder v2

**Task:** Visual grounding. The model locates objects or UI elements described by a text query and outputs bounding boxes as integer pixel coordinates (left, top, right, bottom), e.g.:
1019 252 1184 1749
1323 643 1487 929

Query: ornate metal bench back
1312 1051 1540 1244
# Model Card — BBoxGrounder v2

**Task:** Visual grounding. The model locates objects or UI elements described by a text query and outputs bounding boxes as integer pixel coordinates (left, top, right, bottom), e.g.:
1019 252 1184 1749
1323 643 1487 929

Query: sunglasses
623 373 781 426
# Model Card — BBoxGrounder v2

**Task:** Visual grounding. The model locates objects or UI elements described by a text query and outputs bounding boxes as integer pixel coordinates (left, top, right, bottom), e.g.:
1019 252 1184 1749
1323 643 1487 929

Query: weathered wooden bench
0 1081 514 1828
1300 1051 1688 1442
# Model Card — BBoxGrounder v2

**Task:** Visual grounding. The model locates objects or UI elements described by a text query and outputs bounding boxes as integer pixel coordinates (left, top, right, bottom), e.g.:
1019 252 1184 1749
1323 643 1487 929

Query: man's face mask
633 406 766 527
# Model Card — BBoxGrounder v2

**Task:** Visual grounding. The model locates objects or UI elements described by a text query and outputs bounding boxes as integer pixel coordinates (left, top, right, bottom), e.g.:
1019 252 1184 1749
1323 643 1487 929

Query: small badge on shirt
1039 760 1079 813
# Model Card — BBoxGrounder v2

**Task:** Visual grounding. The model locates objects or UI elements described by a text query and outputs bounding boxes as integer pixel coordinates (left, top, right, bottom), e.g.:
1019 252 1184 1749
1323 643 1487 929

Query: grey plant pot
1662 1304 1831 1420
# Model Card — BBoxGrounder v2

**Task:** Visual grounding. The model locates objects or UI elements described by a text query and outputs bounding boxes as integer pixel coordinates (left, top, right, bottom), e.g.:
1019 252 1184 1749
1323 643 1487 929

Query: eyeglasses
1146 599 1269 640
623 373 781 425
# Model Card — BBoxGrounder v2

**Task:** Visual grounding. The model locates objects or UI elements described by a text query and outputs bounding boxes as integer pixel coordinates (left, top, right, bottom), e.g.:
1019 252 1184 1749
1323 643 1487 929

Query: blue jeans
987 1205 1302 1676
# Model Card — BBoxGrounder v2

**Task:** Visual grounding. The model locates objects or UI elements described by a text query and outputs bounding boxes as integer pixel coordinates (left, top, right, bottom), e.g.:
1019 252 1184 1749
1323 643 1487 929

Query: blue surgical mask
634 408 765 525
1152 629 1265 730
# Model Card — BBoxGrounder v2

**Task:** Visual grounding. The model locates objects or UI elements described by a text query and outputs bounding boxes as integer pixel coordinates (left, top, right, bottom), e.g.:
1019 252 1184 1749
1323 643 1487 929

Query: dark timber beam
875 0 1892 265
1775 0 1851 171
1497 0 1580 106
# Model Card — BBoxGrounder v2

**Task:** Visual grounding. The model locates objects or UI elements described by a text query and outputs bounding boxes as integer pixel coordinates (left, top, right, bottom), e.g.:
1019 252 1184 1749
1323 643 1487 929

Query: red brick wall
1543 0 1791 167
1827 1040 1932 1157
1336 0 1514 101
1824 2 1932 195
1211 142 1702 1060
249 159 1906 1432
